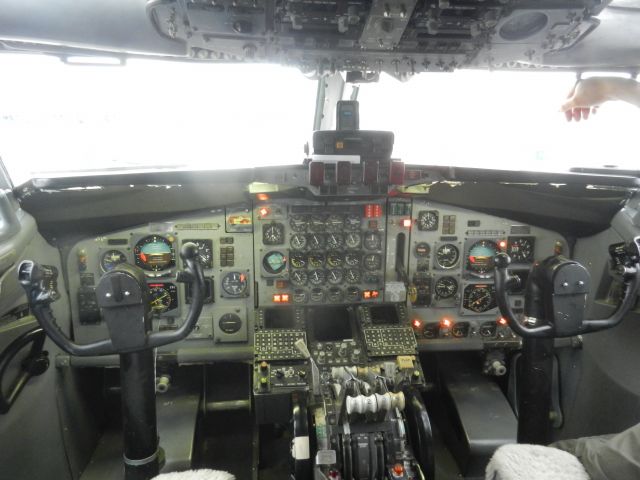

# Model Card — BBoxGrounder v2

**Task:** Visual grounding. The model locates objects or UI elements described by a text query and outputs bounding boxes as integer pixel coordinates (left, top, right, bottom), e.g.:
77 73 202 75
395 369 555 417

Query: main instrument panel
67 198 567 353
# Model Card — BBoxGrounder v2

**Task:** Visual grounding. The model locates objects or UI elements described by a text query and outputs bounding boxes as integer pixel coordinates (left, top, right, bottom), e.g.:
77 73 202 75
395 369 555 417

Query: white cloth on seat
153 469 235 480
486 444 590 480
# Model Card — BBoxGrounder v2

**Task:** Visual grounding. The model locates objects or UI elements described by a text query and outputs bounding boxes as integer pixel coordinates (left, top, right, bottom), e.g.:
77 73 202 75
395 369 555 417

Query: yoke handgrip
19 242 206 356
493 254 553 338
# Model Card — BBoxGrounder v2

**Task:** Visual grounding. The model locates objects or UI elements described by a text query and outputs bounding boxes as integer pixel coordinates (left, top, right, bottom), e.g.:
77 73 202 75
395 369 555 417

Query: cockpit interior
1 2 640 480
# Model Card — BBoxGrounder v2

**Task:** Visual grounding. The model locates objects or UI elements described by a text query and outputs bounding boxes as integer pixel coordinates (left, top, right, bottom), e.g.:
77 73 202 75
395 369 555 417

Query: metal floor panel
80 385 200 480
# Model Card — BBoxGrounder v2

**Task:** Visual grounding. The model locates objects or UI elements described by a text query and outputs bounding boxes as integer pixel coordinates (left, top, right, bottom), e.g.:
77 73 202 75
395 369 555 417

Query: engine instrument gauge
363 231 381 251
308 269 326 286
345 214 361 231
345 287 360 302
293 289 308 304
290 234 307 250
508 237 535 263
327 287 344 302
289 215 308 232
326 214 344 232
148 283 178 314
290 251 307 269
467 240 498 275
434 276 458 299
310 288 325 302
307 233 325 250
290 270 308 286
435 244 460 269
363 253 382 271
417 210 439 231
463 284 497 313
262 251 287 275
309 215 326 232
344 253 361 267
345 232 361 249
326 233 344 250
326 252 344 268
262 222 285 245
327 269 344 285
134 235 175 272
415 242 430 258
308 252 325 268
101 249 127 272
345 268 362 284
183 239 213 269
221 272 248 297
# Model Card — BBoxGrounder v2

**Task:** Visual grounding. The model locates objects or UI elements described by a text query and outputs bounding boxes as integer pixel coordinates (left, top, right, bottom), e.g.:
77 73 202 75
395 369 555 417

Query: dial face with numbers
289 215 308 232
326 233 344 250
290 251 307 268
262 222 285 245
290 233 307 250
183 239 213 269
290 270 308 286
326 214 344 232
307 233 325 250
327 252 343 267
345 214 361 230
508 237 535 263
417 210 439 231
435 243 460 269
363 231 381 251
345 232 361 249
327 269 344 285
309 269 326 285
434 276 458 299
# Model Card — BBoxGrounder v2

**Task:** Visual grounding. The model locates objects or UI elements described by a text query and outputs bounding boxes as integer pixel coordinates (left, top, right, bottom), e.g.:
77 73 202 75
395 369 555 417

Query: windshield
1 54 639 185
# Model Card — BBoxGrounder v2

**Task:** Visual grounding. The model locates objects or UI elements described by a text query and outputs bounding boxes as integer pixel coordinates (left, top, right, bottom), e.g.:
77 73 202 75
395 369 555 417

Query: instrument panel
254 201 387 307
66 198 567 353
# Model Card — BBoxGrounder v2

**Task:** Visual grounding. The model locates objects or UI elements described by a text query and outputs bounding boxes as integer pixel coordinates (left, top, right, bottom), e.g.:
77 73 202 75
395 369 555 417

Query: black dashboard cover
312 131 394 159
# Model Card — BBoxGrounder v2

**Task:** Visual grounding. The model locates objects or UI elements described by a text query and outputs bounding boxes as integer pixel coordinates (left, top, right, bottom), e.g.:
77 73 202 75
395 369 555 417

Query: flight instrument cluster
66 198 567 353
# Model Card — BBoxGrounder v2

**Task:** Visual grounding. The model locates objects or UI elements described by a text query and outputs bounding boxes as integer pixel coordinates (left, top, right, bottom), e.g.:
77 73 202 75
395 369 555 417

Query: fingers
563 106 597 122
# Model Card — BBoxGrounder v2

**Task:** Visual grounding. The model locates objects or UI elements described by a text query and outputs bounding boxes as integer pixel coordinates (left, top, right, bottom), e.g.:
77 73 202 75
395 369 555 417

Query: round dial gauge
262 222 285 245
307 234 325 250
508 237 535 263
262 251 287 275
345 268 362 284
290 270 308 286
290 251 307 269
345 214 361 231
309 269 326 285
183 239 213 269
434 276 458 299
363 231 381 251
309 215 326 232
290 233 307 250
308 252 325 268
293 289 308 304
345 253 361 267
101 249 127 272
310 288 325 302
363 253 382 271
467 240 498 275
134 235 175 272
435 243 460 269
326 233 344 250
289 215 308 232
327 252 344 268
148 283 178 314
326 214 344 232
345 232 362 249
327 287 344 302
417 210 439 231
327 269 344 285
345 286 360 302
463 285 496 313
221 272 248 296
415 242 430 258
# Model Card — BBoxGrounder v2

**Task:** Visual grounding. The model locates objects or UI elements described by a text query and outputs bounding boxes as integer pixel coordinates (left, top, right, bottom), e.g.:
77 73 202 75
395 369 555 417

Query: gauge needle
472 294 490 306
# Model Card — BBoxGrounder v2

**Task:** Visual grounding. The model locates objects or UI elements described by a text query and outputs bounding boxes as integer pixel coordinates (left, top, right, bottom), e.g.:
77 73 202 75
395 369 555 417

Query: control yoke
18 242 206 356
494 238 640 338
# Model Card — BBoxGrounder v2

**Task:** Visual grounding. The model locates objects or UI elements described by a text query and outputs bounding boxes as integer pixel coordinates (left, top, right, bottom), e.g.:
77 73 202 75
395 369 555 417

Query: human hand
560 77 640 121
